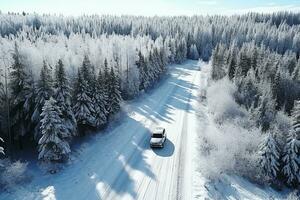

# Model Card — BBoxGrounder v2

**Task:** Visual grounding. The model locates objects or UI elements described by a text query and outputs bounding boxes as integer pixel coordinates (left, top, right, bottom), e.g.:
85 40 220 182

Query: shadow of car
152 138 175 157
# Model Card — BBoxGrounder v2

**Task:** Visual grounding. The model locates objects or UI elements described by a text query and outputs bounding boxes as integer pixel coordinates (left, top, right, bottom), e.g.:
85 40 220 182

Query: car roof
153 127 165 133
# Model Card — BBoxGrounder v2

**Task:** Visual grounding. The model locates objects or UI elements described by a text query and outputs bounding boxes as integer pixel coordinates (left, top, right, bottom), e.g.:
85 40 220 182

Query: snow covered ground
0 60 290 200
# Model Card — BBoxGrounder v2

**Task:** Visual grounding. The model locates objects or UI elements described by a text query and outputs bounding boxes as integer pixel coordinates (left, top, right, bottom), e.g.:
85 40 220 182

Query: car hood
150 138 163 144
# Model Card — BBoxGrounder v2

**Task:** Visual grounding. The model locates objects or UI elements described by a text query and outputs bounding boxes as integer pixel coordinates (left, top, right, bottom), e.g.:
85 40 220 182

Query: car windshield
152 133 163 138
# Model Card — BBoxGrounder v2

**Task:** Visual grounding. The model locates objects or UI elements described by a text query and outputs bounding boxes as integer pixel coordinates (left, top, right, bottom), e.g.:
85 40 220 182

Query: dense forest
210 41 300 187
0 11 299 187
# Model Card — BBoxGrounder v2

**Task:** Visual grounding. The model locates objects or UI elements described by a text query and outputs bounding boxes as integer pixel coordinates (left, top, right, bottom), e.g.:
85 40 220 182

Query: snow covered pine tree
9 43 32 148
107 67 122 115
73 69 95 134
32 60 53 140
283 100 300 186
38 98 71 162
0 137 4 155
258 132 280 181
136 51 150 91
54 59 77 138
93 69 108 128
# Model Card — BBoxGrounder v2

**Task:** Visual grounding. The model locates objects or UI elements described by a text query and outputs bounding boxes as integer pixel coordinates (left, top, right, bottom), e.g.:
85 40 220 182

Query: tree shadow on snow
134 63 199 126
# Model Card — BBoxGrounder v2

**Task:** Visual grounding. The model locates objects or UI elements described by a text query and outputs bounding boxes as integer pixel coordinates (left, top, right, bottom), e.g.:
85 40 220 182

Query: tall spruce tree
147 52 156 84
236 47 251 77
54 59 77 138
32 60 53 140
211 44 226 80
258 132 280 180
0 137 4 155
282 100 300 186
228 57 237 80
238 69 259 110
9 43 31 148
188 44 199 60
271 69 284 110
282 130 300 186
159 49 167 74
292 100 300 134
81 55 93 87
73 69 95 134
227 45 237 80
103 58 110 110
253 89 276 132
136 51 147 91
23 70 36 144
38 97 70 162
94 69 108 128
292 61 300 81
150 49 161 81
107 67 122 115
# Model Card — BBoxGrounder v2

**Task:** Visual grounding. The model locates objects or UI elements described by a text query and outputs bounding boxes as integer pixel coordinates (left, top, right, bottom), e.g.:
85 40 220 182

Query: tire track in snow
175 68 198 200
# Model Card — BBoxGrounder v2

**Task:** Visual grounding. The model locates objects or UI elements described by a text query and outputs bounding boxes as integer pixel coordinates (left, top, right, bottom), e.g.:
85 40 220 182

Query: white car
150 127 166 148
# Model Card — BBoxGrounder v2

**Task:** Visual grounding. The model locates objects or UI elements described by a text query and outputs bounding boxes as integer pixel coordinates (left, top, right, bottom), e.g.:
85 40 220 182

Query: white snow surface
0 60 289 200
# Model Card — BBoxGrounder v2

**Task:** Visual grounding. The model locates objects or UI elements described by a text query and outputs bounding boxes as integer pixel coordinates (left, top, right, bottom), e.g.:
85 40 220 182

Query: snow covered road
89 60 201 200
1 60 202 200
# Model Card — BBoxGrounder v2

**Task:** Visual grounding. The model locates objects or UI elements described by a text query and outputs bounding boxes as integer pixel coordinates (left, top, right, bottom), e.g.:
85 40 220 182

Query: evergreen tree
258 132 280 180
292 61 300 81
236 47 251 77
38 97 70 162
32 60 53 140
54 59 77 138
81 55 95 101
283 100 300 186
9 43 31 146
238 69 259 110
211 44 220 80
93 69 108 128
292 100 300 133
0 137 4 155
81 55 93 86
186 33 194 57
149 49 161 81
0 80 8 146
159 50 167 74
271 70 284 110
168 38 176 63
227 44 237 80
253 89 276 132
136 51 148 91
103 58 110 109
211 44 226 80
147 52 156 84
251 47 258 70
228 56 237 80
23 70 36 144
73 69 95 134
107 67 122 115
188 44 199 60
283 51 297 75
174 36 187 63
282 130 300 186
